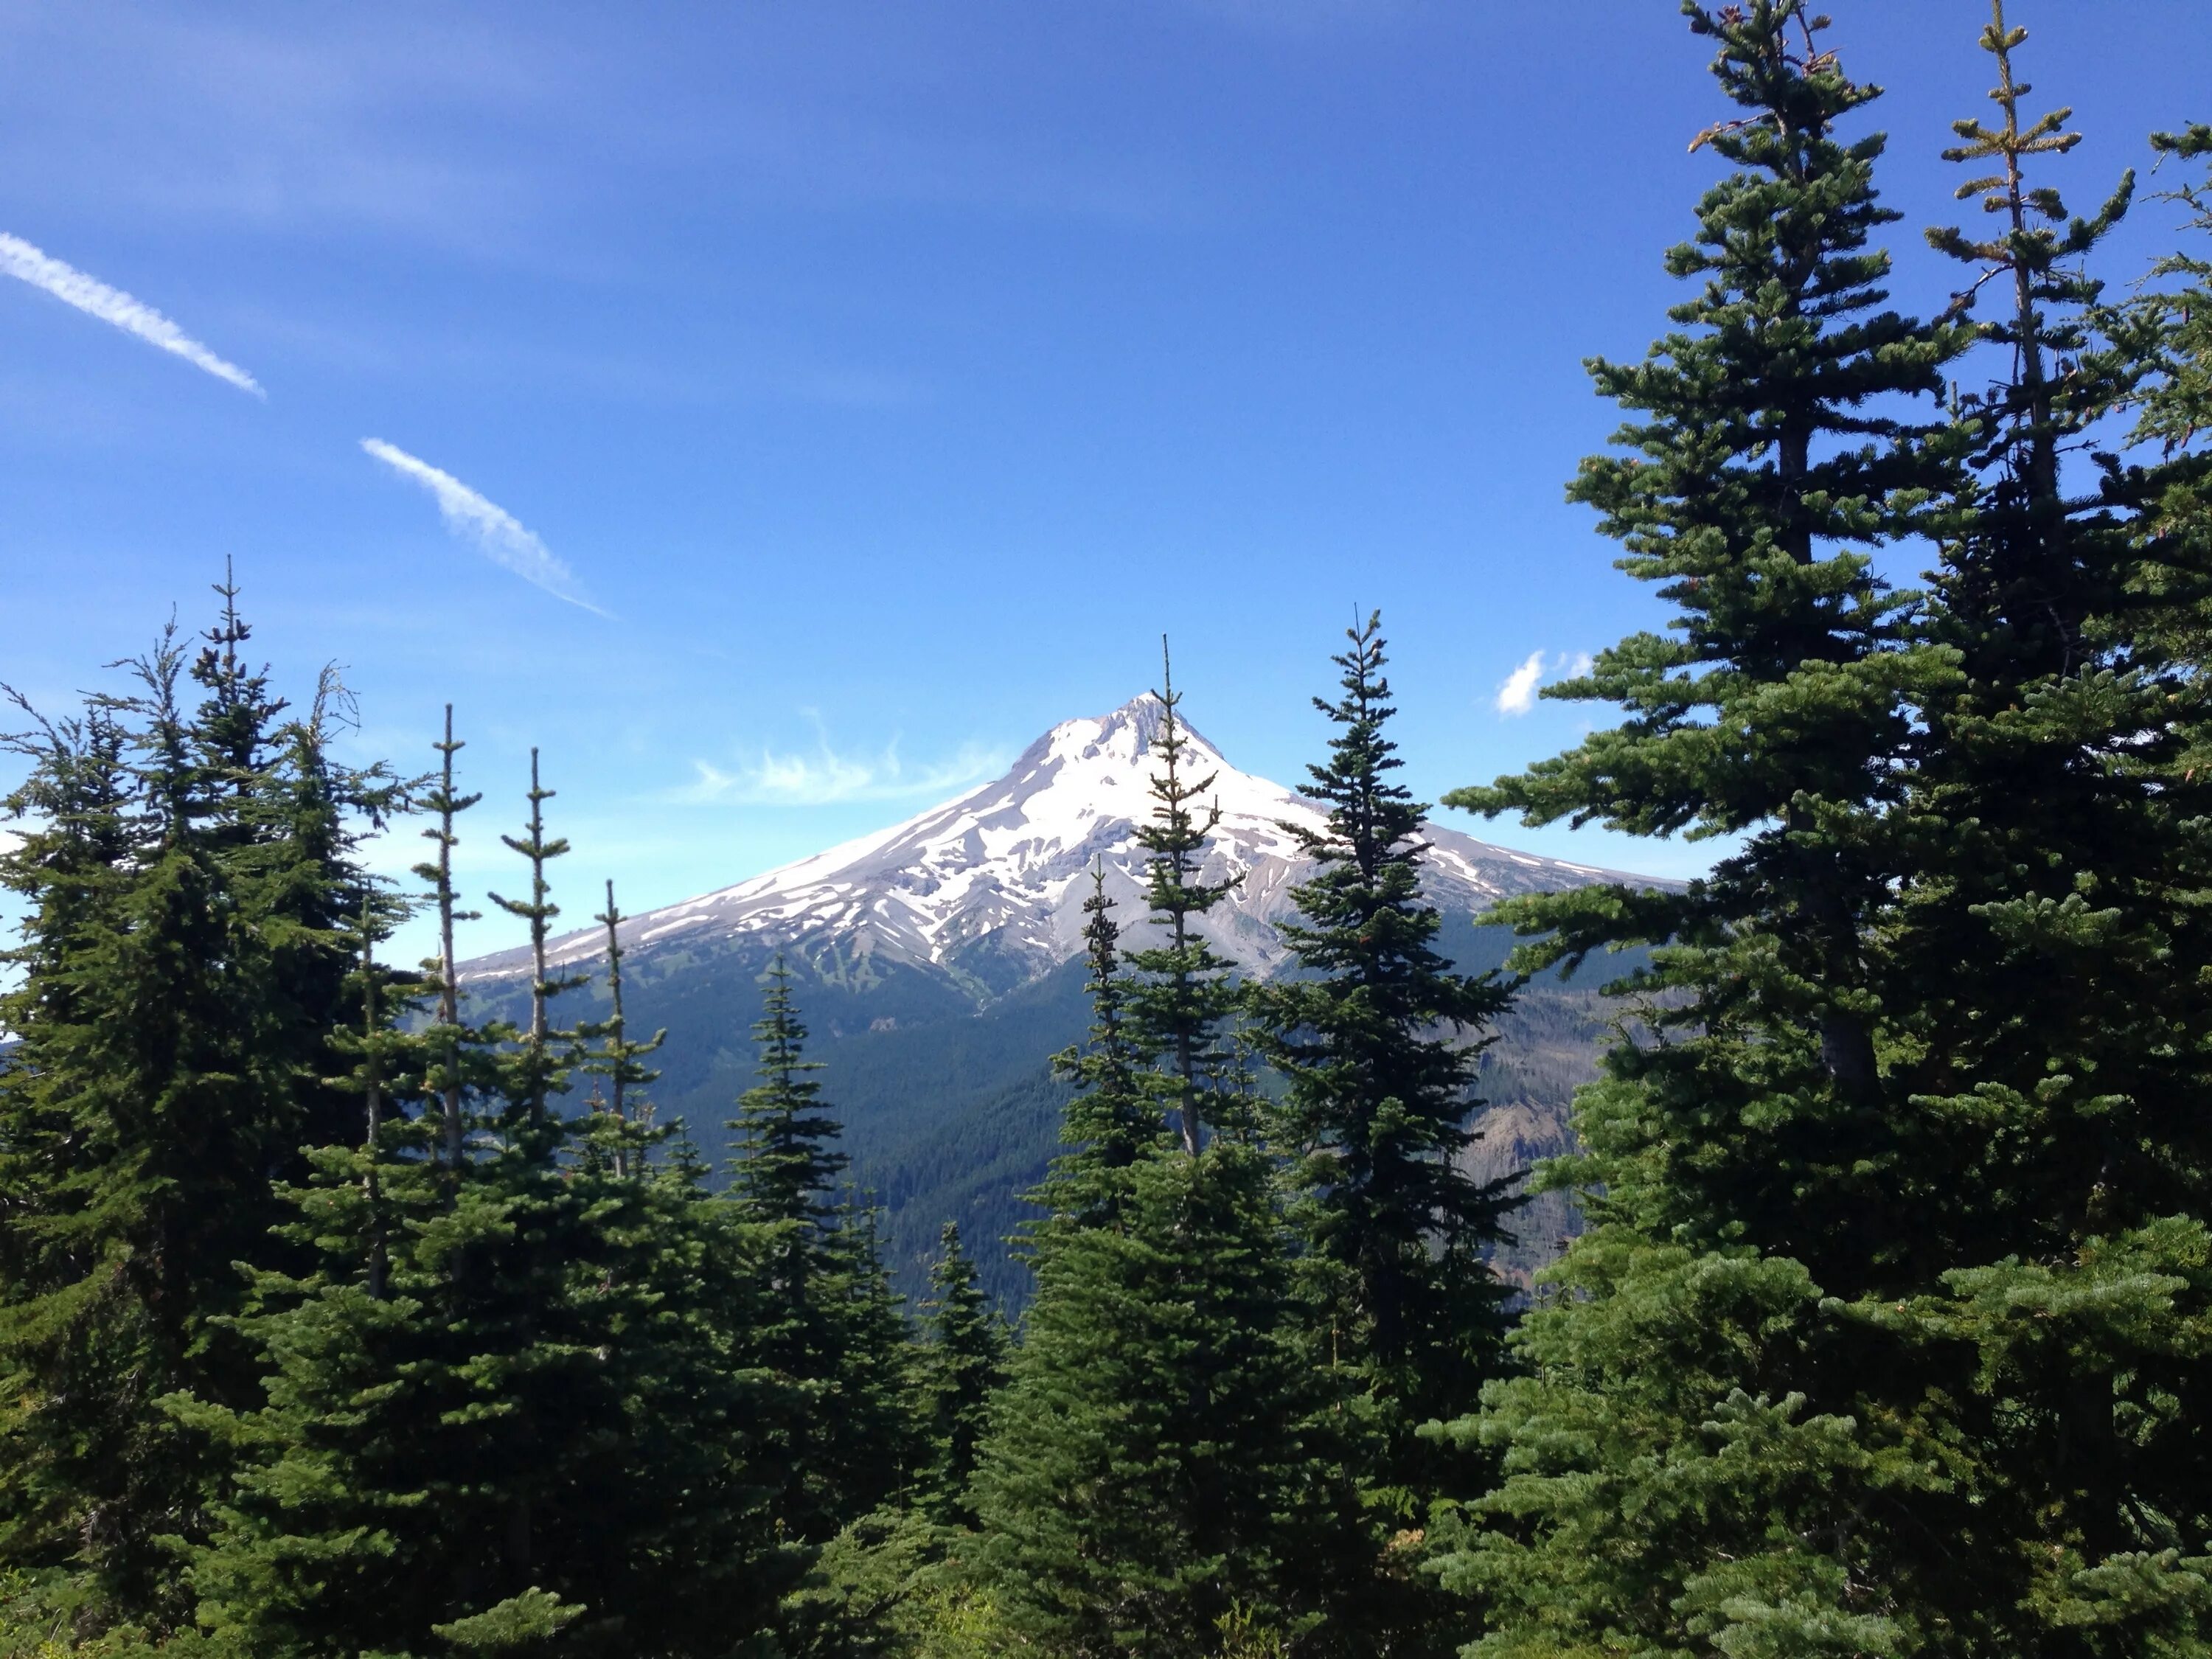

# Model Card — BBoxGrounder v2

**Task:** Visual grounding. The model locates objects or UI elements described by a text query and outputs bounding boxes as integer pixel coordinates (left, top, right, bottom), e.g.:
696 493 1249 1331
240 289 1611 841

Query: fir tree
190 569 400 1164
1122 649 1239 1155
726 964 921 1543
1248 612 1517 1457
1429 6 1999 1652
1242 613 1521 1657
0 627 313 1624
1829 10 2212 1641
414 703 486 1172
976 1146 1364 1659
914 1222 1008 1526
976 650 1368 1658
185 731 798 1657
0 580 406 1633
579 880 666 1180
1034 868 1164 1229
488 748 585 1130
728 962 846 1241
0 695 136 1610
823 1192 928 1524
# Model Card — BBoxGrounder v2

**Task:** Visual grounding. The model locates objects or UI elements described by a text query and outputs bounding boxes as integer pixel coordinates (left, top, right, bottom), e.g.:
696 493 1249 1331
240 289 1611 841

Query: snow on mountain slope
466 695 1650 995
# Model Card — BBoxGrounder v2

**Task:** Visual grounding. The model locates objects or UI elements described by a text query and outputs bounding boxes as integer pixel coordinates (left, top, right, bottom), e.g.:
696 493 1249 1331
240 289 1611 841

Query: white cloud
1495 650 1598 717
361 439 607 616
1494 650 1545 717
678 725 1006 807
0 232 263 395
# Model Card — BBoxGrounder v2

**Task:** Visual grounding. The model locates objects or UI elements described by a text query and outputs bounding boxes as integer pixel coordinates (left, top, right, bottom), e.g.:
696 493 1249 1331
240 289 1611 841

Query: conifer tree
190 571 400 1164
976 652 1368 1658
0 582 406 1632
1429 5 1997 1652
824 1192 928 1522
1122 649 1239 1155
0 627 312 1624
726 964 921 1543
489 748 585 1131
1828 10 2212 1641
580 880 666 1180
186 732 797 1657
415 703 486 1172
1248 612 1517 1462
1034 869 1163 1228
914 1222 1008 1526
0 696 136 1607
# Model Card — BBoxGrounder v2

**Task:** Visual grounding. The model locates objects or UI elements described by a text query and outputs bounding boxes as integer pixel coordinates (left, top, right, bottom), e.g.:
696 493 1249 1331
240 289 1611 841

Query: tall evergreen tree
415 703 486 1172
0 623 334 1626
1033 869 1164 1231
1833 9 2212 1642
191 569 400 1164
489 749 585 1131
184 734 798 1657
976 656 1367 1658
579 880 666 1180
725 964 920 1544
1248 612 1517 1461
1427 5 2006 1652
913 1222 1008 1527
0 695 138 1615
1122 651 1239 1155
1245 613 1520 1657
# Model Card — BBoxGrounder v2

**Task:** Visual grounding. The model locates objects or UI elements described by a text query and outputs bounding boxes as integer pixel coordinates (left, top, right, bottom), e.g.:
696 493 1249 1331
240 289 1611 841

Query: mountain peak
467 698 1650 999
1021 692 1217 774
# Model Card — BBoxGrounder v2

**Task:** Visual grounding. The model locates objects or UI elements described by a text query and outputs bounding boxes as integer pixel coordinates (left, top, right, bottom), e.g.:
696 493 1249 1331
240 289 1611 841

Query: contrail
0 232 263 397
361 439 609 618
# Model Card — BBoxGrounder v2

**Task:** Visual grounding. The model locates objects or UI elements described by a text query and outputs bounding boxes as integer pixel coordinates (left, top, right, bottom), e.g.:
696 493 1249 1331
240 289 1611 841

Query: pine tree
579 880 667 1180
977 1147 1365 1659
0 576 417 1636
0 695 136 1611
1248 612 1517 1463
823 1192 928 1524
414 703 487 1173
1239 613 1523 1657
1033 869 1164 1230
1825 10 2212 1643
488 748 586 1133
726 964 921 1544
1122 649 1239 1155
190 567 399 1164
975 650 1368 1658
1428 6 1998 1652
914 1222 1008 1526
0 626 313 1624
185 731 799 1657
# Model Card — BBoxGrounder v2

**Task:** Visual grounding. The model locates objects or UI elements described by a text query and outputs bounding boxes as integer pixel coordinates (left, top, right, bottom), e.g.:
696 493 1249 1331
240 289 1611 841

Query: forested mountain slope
463 695 1650 1302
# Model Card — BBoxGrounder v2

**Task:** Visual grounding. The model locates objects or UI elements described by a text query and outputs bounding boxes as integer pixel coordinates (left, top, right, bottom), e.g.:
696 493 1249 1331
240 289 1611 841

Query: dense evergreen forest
4 2 2211 1652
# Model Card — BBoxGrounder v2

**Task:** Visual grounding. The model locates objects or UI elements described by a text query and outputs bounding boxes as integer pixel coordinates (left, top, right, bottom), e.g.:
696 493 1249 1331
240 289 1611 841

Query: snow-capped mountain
467 694 1645 999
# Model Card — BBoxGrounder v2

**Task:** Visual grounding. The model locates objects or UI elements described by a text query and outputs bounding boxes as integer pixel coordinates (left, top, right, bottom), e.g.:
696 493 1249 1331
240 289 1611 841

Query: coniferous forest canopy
4 2 2212 1654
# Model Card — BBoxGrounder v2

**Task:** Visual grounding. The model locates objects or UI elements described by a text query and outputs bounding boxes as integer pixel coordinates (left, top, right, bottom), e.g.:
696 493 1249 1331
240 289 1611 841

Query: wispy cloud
0 232 263 395
1495 650 1593 717
678 723 1006 807
360 438 607 616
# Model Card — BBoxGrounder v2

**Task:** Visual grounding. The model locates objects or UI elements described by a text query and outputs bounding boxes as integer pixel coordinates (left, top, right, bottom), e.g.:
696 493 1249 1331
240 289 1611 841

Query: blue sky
3 1 2207 960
